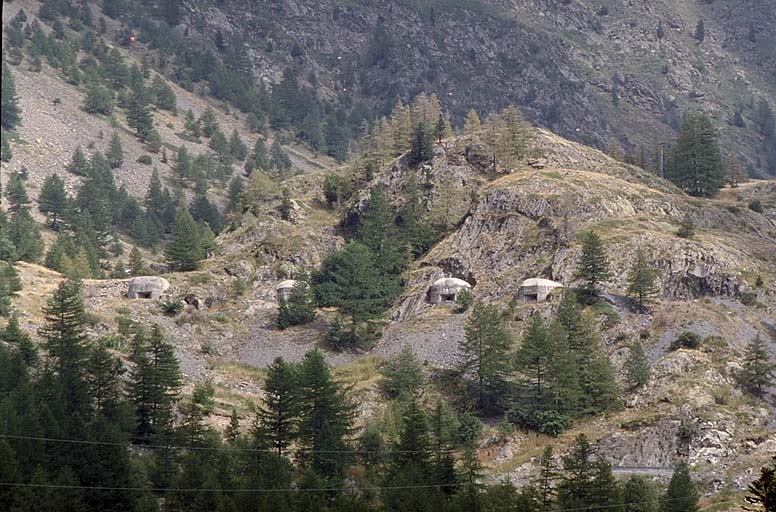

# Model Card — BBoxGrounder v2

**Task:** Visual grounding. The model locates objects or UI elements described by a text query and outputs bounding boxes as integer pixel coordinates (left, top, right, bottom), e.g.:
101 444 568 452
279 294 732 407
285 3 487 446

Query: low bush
671 331 701 350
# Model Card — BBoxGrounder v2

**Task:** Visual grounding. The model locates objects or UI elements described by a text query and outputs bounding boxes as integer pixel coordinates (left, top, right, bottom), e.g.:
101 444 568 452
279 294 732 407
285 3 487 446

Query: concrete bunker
516 278 564 303
428 277 472 304
126 276 170 299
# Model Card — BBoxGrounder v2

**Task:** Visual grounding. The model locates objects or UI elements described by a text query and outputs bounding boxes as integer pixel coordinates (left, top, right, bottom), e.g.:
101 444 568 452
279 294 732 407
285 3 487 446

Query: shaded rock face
598 418 681 469
126 277 170 299
654 247 749 300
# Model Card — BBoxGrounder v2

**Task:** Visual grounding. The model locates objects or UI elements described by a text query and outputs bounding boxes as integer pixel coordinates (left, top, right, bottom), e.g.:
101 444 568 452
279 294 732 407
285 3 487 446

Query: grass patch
334 356 383 392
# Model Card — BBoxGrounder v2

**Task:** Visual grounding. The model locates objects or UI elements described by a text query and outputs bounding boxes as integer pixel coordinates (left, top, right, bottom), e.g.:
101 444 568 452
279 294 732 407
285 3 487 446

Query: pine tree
517 313 551 408
127 86 154 140
228 129 247 161
296 349 355 479
38 174 70 228
83 81 114 115
408 121 434 165
151 75 177 111
459 301 513 412
574 230 610 300
7 209 44 262
738 335 776 399
128 246 144 276
544 319 581 416
1 62 22 130
558 434 597 511
165 210 203 271
591 459 623 512
277 272 316 329
254 357 298 455
434 113 447 144
677 214 695 239
625 341 651 389
662 463 699 512
107 131 124 169
5 172 31 213
626 248 659 312
0 314 38 364
225 409 241 444
623 475 659 512
666 113 723 197
745 456 776 512
67 146 90 176
129 325 182 439
379 345 424 399
200 108 218 137
86 341 125 417
1 130 12 163
535 446 560 512
39 280 90 416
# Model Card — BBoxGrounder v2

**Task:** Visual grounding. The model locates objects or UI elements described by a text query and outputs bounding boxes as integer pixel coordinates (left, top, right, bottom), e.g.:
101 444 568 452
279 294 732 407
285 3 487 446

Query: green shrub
755 275 764 287
159 297 184 316
455 288 474 313
672 331 701 350
505 407 570 436
136 154 152 165
748 200 763 213
740 291 757 306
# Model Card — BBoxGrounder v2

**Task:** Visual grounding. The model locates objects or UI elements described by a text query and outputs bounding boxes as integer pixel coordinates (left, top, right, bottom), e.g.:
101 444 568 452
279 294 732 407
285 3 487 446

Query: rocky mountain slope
185 0 776 175
2 0 775 507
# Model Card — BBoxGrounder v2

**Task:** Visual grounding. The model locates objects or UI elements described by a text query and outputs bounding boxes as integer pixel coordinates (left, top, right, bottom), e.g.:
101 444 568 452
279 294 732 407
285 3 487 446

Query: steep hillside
183 0 776 175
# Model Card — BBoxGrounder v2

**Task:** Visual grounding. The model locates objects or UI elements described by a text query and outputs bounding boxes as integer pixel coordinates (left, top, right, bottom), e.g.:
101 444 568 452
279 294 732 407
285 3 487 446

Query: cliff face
187 0 776 175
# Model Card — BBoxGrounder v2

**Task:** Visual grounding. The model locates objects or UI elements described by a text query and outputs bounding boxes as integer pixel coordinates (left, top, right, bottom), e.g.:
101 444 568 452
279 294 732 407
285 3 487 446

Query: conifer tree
662 463 699 512
200 108 218 137
255 357 298 455
558 434 597 510
107 131 124 169
745 456 776 512
434 113 447 144
623 475 659 512
677 214 695 239
165 209 203 271
38 174 69 228
296 349 355 479
535 446 560 512
5 172 30 213
1 62 22 130
0 314 38 364
67 146 90 176
228 129 247 161
737 335 776 399
666 113 723 197
626 248 659 312
459 301 514 411
83 81 114 115
277 272 316 329
694 19 705 42
544 319 581 415
151 75 177 111
127 86 154 140
408 121 434 165
225 409 241 444
86 341 126 417
1 131 12 163
128 246 144 276
574 230 610 300
464 109 481 140
39 280 90 416
625 340 651 389
517 313 551 407
379 345 424 400
727 152 747 187
7 209 44 262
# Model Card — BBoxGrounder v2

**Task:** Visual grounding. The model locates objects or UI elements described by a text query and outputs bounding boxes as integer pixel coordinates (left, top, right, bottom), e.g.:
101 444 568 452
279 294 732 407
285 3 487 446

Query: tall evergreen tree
277 272 316 329
662 463 699 512
408 121 434 165
38 174 70 228
1 62 22 130
255 357 299 456
627 248 659 312
296 349 355 479
459 301 513 411
165 210 204 271
745 455 776 512
558 434 597 511
5 172 30 213
623 475 659 512
106 131 124 169
7 209 44 263
535 446 560 512
666 113 723 197
737 335 776 399
625 340 651 389
39 280 90 416
574 230 610 300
